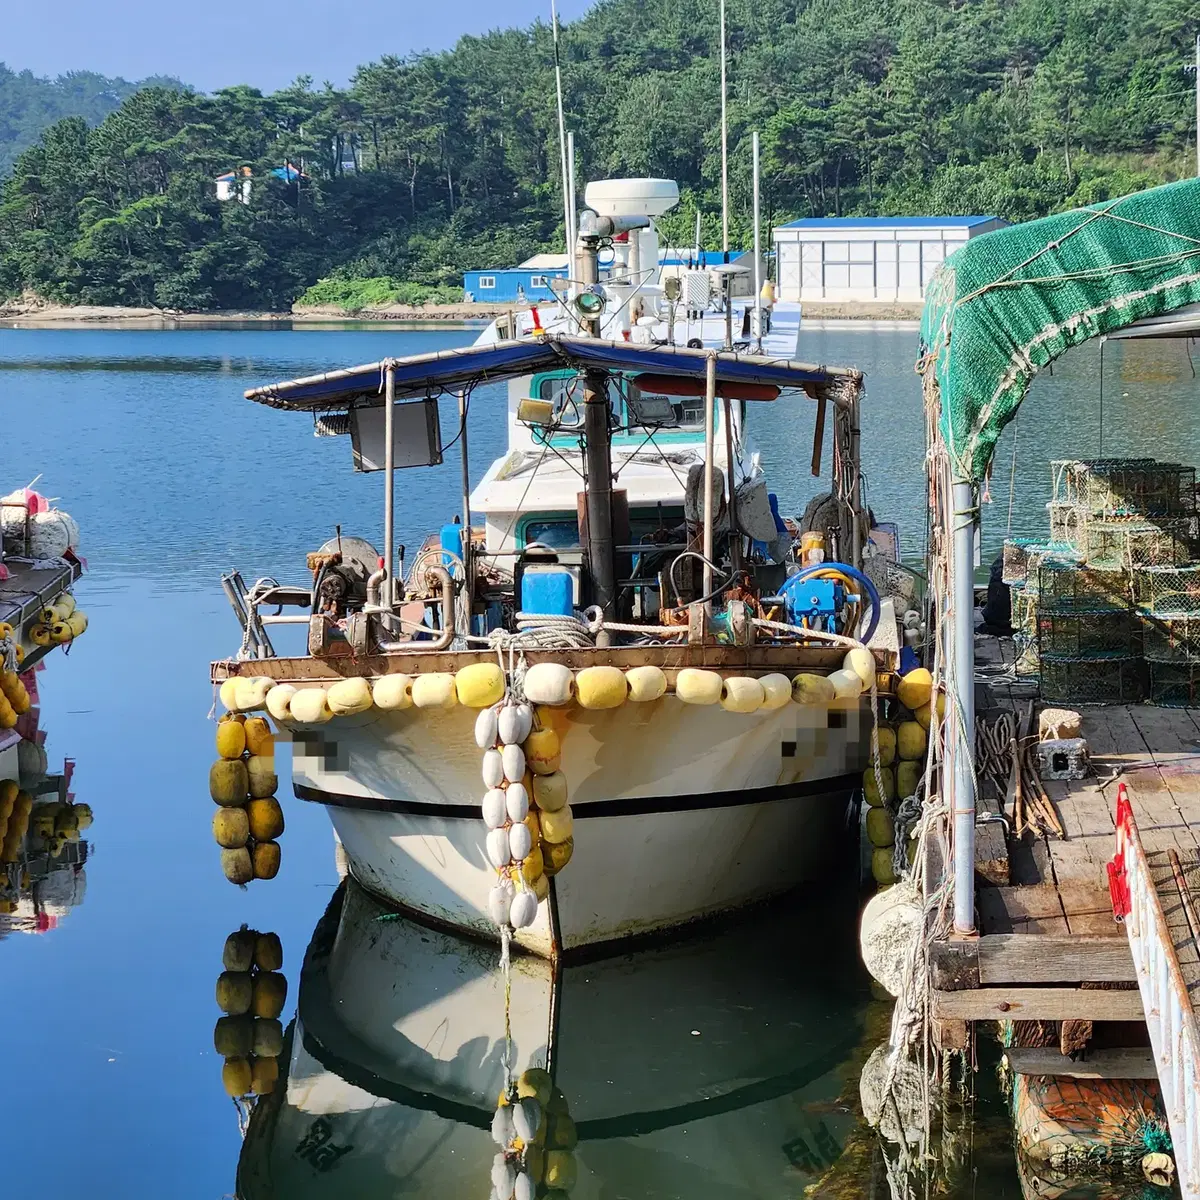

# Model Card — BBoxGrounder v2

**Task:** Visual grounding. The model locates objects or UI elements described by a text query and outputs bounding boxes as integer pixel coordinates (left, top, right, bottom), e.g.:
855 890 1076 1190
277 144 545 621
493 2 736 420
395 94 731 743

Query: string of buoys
864 667 940 888
28 593 88 649
214 925 287 1098
464 661 571 932
0 665 31 730
221 649 881 727
491 1068 579 1200
209 715 284 884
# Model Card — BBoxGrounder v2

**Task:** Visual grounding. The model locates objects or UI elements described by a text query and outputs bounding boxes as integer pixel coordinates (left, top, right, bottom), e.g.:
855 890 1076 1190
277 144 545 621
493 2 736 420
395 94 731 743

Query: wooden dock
929 635 1200 1062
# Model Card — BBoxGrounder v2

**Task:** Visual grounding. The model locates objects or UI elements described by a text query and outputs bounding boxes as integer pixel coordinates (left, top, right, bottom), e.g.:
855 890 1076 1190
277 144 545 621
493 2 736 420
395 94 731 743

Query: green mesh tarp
921 177 1200 482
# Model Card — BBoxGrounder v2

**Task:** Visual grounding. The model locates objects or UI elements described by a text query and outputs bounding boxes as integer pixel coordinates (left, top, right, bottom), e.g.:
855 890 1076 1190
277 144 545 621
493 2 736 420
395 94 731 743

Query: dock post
951 478 978 936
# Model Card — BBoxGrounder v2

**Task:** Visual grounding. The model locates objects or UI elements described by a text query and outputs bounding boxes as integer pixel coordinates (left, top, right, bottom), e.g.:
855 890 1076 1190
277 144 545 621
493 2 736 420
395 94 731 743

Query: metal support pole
583 369 616 618
458 388 472 609
384 365 396 609
567 130 578 282
1195 34 1199 178
951 477 978 936
719 0 729 256
702 352 718 606
752 131 763 350
722 392 741 573
849 390 864 569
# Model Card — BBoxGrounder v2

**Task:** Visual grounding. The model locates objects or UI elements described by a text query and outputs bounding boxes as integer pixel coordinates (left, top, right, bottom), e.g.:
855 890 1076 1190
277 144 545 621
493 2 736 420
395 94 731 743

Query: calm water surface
2 322 1186 1198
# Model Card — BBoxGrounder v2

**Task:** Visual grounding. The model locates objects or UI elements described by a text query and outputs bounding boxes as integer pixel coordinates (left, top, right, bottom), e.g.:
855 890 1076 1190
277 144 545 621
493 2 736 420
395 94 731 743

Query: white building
773 216 1008 304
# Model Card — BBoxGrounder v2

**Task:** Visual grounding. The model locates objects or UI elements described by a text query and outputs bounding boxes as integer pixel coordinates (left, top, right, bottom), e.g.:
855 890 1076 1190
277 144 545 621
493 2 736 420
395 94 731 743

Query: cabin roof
243 335 863 412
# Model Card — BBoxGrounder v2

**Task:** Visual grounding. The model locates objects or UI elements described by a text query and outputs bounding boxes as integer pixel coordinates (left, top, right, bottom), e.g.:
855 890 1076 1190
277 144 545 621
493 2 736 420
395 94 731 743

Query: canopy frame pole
458 388 472 611
951 477 978 936
703 351 718 606
583 369 617 624
384 365 396 610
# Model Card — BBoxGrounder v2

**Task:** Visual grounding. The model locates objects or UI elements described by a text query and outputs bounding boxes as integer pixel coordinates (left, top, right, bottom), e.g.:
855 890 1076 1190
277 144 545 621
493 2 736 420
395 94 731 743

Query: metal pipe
384 365 396 609
719 0 729 256
458 388 473 614
582 368 617 619
221 573 264 657
373 567 456 652
551 0 573 271
951 477 978 936
849 389 864 568
702 352 717 606
752 131 763 350
259 615 311 625
722 392 741 573
567 131 578 283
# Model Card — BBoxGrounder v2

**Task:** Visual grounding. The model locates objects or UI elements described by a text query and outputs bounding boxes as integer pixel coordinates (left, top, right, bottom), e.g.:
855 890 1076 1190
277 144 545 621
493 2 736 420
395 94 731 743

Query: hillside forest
1 0 1197 312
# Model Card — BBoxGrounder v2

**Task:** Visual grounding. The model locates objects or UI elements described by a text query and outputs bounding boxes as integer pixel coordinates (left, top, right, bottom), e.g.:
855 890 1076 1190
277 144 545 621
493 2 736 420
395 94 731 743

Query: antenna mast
551 0 574 274
719 0 729 258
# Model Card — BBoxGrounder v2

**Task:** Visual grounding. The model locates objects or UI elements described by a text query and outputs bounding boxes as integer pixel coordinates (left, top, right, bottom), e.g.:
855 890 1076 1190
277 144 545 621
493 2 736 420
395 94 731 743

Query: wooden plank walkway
933 635 1200 1028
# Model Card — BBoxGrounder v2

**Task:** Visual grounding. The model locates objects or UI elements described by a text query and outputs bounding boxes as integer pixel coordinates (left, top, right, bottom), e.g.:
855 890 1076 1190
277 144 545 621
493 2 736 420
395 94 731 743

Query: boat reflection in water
238 879 870 1198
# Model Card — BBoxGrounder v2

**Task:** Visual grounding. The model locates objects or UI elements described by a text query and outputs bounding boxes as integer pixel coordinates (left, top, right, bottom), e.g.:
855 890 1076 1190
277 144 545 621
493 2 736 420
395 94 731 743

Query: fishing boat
211 177 907 957
235 878 867 1197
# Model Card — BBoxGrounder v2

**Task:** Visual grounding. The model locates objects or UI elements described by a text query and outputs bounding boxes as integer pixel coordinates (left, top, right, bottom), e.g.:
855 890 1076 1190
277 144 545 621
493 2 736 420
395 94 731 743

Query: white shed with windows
773 216 1007 304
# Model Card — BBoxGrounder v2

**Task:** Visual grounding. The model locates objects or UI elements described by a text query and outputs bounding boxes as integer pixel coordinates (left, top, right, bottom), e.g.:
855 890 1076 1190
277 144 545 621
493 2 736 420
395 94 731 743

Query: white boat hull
288 696 870 956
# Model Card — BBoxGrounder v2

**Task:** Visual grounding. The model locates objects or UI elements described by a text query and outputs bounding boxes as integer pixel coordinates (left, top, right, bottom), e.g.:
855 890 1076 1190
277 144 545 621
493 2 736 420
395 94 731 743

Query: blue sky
8 0 595 92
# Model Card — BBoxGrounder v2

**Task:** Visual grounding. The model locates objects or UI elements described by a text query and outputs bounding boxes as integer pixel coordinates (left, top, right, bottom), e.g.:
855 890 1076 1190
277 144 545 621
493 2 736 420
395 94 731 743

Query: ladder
1109 781 1200 1194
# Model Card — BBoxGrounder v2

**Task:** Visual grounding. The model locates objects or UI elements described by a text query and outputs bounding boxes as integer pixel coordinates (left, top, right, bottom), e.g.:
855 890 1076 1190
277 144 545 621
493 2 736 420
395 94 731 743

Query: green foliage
2 0 1197 310
296 275 462 310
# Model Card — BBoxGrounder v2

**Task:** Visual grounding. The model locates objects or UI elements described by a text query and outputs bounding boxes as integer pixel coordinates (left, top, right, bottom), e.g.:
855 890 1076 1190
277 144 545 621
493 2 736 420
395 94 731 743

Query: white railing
1109 781 1200 1193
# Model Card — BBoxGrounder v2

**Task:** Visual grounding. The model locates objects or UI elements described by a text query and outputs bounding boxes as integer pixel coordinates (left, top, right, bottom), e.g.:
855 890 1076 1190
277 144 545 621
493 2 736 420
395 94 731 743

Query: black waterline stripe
294 772 859 819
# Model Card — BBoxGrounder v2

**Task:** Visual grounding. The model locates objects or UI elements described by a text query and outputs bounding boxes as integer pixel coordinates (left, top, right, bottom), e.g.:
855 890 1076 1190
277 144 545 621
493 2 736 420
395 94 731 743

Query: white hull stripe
294 772 860 818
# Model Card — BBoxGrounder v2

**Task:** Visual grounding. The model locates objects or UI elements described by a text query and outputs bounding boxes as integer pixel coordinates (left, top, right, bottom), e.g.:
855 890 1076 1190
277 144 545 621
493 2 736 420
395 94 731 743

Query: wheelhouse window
533 371 705 434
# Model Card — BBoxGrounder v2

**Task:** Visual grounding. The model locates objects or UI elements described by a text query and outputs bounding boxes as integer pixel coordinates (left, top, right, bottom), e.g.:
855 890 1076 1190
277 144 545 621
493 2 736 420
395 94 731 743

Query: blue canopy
243 335 861 411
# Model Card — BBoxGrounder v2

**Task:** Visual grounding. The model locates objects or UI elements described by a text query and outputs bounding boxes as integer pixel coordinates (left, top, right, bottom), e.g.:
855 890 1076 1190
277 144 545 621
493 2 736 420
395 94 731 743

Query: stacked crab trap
1002 458 1200 705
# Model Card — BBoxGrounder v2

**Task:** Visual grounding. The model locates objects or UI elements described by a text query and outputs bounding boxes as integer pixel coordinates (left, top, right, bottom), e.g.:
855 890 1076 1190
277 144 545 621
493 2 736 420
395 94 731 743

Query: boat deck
0 556 79 669
930 635 1200 1046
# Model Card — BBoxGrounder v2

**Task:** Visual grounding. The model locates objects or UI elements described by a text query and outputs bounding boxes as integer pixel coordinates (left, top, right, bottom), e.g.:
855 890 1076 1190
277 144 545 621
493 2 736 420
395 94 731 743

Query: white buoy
475 706 500 749
486 828 512 869
488 882 513 927
513 1097 542 1141
491 1153 517 1198
491 1104 515 1146
499 703 533 745
501 743 526 784
509 822 533 862
483 788 508 829
505 782 530 823
482 749 505 788
510 890 538 928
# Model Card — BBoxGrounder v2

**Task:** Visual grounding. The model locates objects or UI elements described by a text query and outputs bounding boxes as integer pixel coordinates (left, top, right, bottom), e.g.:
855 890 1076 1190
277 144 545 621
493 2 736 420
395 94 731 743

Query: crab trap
1051 458 1197 518
1075 515 1196 570
1035 560 1131 614
1147 659 1200 707
1004 537 1078 587
1039 654 1146 706
1037 609 1142 659
1133 563 1200 617
1140 613 1200 663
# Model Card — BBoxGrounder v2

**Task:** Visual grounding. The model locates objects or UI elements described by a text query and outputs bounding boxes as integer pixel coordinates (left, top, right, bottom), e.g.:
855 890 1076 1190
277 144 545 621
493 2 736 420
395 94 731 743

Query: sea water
2 320 1185 1197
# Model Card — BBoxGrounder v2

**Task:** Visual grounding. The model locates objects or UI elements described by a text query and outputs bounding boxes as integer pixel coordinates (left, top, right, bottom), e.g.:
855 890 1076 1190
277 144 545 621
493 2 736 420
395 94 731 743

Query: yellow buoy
243 717 274 757
288 687 332 724
455 662 505 708
30 624 52 647
223 928 257 972
212 807 250 848
544 1151 578 1191
897 668 933 712
543 837 574 875
675 668 722 705
625 665 667 702
411 672 458 709
253 1017 284 1058
866 807 895 848
897 721 928 761
66 611 88 637
896 760 922 799
246 755 277 799
518 1067 553 1105
0 695 16 730
222 1057 253 1097
791 673 836 706
252 971 288 1019
251 1054 280 1095
575 665 628 709
843 647 875 690
233 677 272 712
247 797 285 841
219 678 240 712
254 932 283 972
253 841 282 879
540 805 573 844
372 674 414 710
872 726 897 767
863 766 896 807
871 847 897 886
216 719 247 760
221 847 254 884
524 727 561 775
216 971 254 1014
827 669 864 701
265 684 297 721
214 1015 254 1058
720 676 765 713
523 662 575 707
521 844 545 884
210 760 249 806
758 673 792 711
532 772 568 813
327 677 373 716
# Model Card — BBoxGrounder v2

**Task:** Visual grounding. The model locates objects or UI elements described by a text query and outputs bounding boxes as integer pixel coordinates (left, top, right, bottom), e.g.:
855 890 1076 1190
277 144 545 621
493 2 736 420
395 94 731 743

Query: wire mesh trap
1039 654 1146 706
1037 609 1142 659
1147 659 1200 707
1036 560 1131 613
1134 563 1200 617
